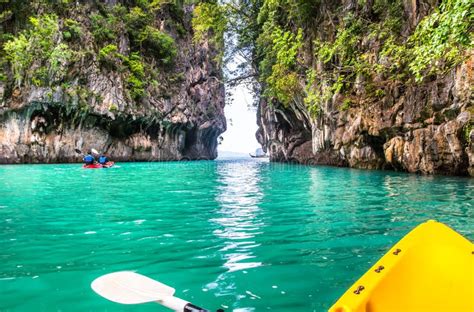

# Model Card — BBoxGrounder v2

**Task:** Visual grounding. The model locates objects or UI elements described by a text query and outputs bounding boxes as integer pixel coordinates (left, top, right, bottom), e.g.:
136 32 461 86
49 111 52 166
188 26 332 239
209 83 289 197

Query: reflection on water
209 161 265 308
213 160 264 273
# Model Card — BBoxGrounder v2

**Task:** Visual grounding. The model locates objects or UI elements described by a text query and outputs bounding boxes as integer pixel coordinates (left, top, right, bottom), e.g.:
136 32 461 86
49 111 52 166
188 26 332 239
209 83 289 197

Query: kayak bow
329 220 474 312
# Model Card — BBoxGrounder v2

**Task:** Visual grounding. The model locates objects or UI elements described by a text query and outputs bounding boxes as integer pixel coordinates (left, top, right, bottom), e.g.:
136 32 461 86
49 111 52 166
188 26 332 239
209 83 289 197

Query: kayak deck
329 220 474 312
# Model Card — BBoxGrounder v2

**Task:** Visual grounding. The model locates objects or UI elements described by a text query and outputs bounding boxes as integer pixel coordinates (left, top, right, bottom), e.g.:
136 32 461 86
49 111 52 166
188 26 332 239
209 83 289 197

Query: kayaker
98 155 109 165
83 154 95 165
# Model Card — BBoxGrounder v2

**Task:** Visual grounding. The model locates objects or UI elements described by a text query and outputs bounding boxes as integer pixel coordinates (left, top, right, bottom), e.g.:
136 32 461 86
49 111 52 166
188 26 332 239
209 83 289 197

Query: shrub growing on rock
138 26 177 65
4 14 72 87
98 44 122 69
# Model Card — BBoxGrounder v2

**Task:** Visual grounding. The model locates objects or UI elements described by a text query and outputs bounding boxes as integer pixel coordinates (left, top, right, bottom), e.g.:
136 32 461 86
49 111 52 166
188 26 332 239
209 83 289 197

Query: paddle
75 148 101 158
75 148 100 156
91 271 212 312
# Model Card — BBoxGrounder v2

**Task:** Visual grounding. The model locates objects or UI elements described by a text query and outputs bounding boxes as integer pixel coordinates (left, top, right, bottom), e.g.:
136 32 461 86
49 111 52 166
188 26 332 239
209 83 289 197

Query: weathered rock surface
256 0 473 176
257 54 473 176
0 4 225 163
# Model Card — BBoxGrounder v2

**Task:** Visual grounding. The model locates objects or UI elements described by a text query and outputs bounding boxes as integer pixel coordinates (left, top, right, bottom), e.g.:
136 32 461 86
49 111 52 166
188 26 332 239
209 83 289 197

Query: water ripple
0 160 472 311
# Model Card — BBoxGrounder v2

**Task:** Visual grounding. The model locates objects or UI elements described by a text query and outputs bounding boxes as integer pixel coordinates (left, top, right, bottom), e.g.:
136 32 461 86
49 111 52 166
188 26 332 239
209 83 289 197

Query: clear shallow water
0 159 472 312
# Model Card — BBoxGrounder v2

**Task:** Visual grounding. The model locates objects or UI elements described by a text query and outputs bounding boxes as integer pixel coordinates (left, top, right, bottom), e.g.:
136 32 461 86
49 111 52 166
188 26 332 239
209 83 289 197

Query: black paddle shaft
183 303 209 312
184 304 224 312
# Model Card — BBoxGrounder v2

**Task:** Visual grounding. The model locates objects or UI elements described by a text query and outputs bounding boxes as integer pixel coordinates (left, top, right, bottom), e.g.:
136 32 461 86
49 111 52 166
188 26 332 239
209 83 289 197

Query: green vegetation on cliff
192 1 226 48
4 14 73 87
408 0 472 81
226 0 473 116
1 0 472 110
0 0 224 105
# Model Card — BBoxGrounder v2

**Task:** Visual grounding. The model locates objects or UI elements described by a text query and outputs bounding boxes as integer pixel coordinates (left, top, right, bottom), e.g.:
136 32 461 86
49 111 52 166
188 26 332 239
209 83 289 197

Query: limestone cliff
0 1 225 163
252 0 473 176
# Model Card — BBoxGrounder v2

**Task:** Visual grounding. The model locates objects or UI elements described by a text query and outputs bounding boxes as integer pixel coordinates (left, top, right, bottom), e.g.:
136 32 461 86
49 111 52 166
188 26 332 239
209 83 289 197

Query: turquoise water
0 159 472 311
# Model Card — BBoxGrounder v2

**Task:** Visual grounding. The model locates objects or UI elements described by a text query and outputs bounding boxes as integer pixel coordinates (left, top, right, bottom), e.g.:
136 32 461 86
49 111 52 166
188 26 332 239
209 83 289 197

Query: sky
217 83 261 154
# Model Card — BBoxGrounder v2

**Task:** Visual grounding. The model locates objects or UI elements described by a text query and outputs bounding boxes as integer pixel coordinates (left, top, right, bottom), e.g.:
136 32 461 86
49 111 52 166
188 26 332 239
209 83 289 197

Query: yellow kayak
329 220 474 312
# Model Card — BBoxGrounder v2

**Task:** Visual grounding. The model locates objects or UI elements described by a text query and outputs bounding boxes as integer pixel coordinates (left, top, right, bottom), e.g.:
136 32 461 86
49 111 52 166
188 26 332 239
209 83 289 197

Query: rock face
0 3 225 163
258 56 473 175
256 1 473 176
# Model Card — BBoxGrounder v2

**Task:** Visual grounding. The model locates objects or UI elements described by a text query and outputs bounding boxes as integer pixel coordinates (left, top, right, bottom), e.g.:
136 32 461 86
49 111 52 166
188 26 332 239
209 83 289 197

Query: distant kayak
329 220 474 312
83 162 115 169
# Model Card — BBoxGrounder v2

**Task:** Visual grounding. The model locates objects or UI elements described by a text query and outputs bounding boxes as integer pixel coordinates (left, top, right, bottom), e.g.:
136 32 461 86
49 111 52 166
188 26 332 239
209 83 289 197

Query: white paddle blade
91 271 175 304
91 148 99 155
